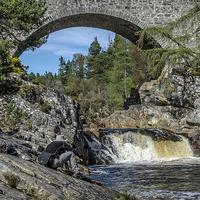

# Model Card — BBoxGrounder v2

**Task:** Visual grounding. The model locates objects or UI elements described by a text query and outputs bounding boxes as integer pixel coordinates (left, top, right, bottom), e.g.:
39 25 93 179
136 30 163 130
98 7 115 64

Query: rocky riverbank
100 64 200 150
0 73 122 199
1 65 200 199
0 152 120 200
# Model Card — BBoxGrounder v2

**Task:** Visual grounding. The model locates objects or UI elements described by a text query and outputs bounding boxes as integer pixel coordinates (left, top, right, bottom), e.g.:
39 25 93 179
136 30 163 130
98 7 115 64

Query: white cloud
20 27 116 74
23 27 115 58
49 27 114 47
39 27 115 55
54 49 79 57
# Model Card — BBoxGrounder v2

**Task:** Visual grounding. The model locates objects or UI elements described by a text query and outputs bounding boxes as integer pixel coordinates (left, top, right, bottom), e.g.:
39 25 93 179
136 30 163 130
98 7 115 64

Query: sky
19 27 116 75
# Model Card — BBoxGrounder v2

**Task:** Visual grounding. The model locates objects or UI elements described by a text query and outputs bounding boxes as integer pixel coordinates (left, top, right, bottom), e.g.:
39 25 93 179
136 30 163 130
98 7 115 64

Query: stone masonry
14 0 192 56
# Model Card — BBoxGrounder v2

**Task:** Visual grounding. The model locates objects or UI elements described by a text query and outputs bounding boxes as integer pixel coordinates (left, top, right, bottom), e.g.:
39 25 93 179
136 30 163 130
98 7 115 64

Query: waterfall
86 129 193 164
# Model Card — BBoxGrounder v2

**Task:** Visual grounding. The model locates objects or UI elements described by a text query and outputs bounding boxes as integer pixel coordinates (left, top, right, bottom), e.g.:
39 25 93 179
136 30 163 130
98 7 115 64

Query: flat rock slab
0 153 120 200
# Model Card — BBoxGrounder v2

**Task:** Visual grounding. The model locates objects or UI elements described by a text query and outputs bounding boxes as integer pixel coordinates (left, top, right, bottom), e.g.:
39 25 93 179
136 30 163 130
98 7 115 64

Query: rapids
86 129 200 199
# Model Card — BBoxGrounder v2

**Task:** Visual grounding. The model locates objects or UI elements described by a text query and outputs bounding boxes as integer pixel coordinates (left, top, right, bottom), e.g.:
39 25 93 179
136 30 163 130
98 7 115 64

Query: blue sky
19 27 116 75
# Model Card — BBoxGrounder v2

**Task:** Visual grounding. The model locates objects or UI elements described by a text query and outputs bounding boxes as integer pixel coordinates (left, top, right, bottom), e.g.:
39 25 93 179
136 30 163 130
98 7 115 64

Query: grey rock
0 153 120 200
100 64 200 149
0 75 82 148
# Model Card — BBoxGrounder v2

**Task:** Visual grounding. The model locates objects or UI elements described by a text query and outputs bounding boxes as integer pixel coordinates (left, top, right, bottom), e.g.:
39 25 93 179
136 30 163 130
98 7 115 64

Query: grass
3 172 20 188
116 193 139 200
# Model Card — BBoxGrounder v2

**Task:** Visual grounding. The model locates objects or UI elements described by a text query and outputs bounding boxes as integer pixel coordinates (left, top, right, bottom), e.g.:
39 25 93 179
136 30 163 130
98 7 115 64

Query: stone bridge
15 0 191 56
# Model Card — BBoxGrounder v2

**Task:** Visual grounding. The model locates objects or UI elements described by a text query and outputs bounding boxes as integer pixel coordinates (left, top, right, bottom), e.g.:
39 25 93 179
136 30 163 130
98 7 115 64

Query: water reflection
88 159 200 199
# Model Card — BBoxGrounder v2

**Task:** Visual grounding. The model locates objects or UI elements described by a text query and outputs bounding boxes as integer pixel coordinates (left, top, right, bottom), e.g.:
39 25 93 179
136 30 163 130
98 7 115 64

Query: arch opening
15 13 155 57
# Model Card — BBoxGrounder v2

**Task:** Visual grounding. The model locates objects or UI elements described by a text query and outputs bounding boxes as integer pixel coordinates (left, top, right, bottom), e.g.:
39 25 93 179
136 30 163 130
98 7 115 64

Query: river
86 129 200 199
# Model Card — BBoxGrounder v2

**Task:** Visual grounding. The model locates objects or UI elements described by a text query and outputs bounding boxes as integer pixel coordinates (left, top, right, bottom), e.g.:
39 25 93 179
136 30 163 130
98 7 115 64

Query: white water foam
89 130 194 164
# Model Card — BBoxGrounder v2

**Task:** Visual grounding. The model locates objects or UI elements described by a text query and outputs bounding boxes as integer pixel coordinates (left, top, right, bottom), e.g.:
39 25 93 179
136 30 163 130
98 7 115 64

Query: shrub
0 51 28 77
3 172 20 188
116 193 139 200
40 100 52 114
6 100 28 125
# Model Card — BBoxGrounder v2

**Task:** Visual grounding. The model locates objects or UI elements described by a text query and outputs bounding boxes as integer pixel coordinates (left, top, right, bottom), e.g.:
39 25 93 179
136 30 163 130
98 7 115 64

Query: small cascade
86 129 193 164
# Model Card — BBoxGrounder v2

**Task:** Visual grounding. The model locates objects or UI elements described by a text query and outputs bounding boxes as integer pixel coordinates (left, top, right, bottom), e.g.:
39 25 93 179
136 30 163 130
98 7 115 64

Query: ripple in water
89 159 200 199
86 129 200 199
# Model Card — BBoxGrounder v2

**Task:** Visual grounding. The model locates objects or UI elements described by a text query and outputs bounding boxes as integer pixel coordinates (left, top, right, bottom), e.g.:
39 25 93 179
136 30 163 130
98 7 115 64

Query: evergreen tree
72 53 86 80
0 0 47 78
88 37 101 56
137 1 200 77
128 43 148 87
58 56 70 85
86 37 102 79
86 50 113 84
65 60 73 80
0 0 47 53
107 34 133 109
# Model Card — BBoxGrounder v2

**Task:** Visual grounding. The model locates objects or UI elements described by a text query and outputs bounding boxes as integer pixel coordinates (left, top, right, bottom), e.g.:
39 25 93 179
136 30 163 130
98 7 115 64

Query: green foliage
0 0 47 95
58 56 71 85
26 72 62 90
88 36 102 56
116 193 139 200
0 41 13 77
107 86 124 111
0 78 20 95
19 85 37 99
65 76 81 97
107 35 132 98
0 50 28 79
6 100 28 125
86 37 104 79
0 0 47 52
40 100 52 114
27 34 150 123
72 53 86 80
3 172 20 188
80 95 107 122
137 1 200 76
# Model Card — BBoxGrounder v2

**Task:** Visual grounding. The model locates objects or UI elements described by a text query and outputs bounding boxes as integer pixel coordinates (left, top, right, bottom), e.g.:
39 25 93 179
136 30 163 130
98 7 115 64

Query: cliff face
100 65 200 149
0 74 121 199
0 73 81 148
0 74 95 164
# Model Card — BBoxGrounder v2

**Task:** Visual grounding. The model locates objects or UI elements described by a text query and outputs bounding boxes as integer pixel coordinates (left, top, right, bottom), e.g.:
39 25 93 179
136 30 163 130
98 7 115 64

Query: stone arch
14 8 148 57
15 0 192 56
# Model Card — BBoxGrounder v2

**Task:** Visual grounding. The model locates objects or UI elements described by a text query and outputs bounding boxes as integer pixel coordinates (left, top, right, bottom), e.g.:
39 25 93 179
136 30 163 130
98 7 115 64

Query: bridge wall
15 0 192 56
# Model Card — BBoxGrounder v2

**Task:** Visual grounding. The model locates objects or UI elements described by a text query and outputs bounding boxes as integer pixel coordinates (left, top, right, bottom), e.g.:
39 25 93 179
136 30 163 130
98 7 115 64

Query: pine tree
0 0 47 78
72 53 86 80
137 1 200 77
58 56 71 85
128 43 149 87
88 37 101 56
107 34 133 104
0 0 47 52
86 37 102 79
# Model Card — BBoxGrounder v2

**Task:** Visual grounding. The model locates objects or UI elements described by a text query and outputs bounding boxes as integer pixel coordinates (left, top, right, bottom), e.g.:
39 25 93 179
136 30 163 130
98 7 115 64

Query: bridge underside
15 13 157 57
